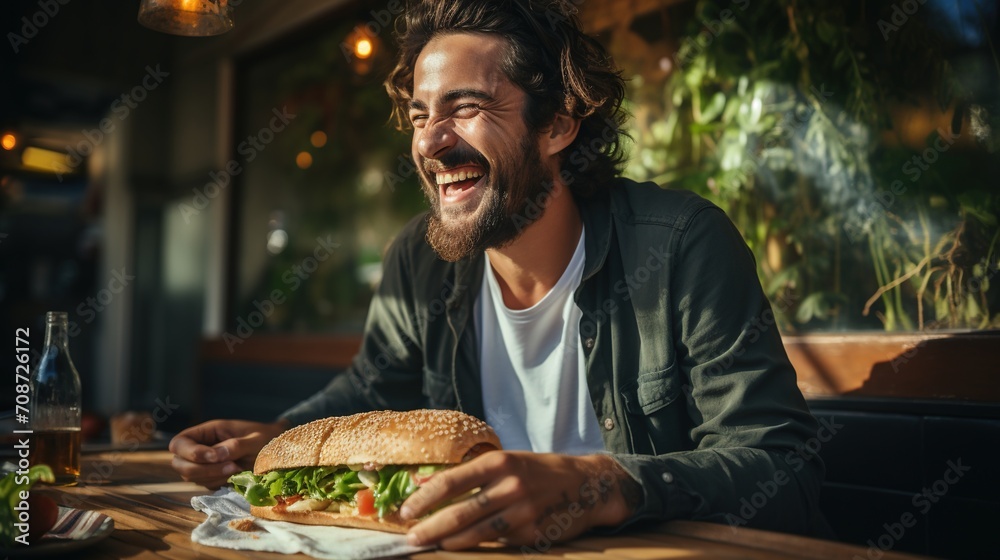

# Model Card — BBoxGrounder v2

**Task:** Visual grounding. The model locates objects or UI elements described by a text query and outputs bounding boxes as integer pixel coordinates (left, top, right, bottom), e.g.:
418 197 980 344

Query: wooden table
31 450 927 559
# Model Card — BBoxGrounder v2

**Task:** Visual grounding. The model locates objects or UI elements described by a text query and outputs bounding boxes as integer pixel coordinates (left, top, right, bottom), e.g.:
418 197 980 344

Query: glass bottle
29 311 82 486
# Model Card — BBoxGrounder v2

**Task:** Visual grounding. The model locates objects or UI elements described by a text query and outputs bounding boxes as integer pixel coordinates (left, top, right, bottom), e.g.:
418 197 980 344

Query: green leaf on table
1 465 55 547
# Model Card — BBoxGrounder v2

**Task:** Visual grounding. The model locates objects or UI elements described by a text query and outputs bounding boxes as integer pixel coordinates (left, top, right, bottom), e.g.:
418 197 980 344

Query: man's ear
540 113 581 156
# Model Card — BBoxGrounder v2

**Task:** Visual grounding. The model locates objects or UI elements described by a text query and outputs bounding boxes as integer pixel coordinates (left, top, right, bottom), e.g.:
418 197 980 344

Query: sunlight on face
409 33 553 261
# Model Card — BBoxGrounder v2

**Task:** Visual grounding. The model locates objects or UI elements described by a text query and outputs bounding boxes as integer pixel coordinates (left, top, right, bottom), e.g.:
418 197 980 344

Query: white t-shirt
475 227 606 454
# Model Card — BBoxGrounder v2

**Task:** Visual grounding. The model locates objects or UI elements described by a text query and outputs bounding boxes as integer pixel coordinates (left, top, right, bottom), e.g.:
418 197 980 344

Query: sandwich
229 409 501 533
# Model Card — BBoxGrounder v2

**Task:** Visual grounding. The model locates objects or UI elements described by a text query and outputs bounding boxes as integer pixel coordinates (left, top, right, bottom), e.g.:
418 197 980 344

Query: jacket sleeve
279 231 426 427
611 206 827 536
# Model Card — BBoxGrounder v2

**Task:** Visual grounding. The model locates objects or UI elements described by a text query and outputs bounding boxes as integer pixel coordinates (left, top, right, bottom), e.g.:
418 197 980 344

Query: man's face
408 32 552 262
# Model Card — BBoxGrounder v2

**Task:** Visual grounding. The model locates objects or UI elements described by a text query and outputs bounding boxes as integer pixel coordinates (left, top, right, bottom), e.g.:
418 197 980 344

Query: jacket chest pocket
423 368 456 409
620 364 691 455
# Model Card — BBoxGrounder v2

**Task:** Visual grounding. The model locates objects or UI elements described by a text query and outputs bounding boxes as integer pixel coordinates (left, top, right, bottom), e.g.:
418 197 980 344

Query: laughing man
171 0 827 549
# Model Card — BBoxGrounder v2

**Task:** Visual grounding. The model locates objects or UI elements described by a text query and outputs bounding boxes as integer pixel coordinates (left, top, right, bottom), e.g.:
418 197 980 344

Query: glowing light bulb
1 133 16 151
355 38 373 60
296 152 313 169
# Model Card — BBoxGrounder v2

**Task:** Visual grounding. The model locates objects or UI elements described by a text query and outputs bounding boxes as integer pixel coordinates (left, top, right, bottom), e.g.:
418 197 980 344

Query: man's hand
401 451 642 551
168 419 288 489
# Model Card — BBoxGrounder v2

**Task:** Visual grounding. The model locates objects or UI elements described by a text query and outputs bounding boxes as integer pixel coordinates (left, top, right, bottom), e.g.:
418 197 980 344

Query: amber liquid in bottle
30 429 82 485
29 312 82 486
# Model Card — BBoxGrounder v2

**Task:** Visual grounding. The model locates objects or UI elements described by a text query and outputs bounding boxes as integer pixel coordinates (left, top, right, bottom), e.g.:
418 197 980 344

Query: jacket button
603 417 614 430
662 472 674 483
584 337 595 350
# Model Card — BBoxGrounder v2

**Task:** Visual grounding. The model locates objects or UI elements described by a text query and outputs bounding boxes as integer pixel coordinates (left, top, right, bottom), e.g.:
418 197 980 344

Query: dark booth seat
809 398 1000 559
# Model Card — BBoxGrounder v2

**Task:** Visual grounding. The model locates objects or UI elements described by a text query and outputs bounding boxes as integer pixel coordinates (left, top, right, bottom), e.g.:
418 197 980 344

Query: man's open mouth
436 166 487 204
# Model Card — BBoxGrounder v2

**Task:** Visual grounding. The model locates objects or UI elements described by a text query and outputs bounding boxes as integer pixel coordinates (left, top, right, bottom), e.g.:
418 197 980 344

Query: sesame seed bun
253 409 502 474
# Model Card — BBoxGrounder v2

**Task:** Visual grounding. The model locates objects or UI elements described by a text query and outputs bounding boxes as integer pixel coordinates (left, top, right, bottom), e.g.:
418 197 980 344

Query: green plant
625 0 1000 331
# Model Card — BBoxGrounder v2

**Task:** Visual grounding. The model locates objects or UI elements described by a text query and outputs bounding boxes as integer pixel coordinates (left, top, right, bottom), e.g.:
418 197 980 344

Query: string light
310 131 327 148
355 38 373 59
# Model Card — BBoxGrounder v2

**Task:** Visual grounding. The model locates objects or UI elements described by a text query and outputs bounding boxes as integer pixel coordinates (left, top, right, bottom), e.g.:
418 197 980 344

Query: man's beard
422 136 553 262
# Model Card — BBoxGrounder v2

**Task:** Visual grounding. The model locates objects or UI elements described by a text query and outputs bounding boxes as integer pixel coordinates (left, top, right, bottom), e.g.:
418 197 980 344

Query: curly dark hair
385 0 629 196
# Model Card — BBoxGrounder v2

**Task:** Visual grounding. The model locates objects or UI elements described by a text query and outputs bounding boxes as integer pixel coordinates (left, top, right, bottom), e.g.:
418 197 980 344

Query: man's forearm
611 447 825 535
590 454 644 527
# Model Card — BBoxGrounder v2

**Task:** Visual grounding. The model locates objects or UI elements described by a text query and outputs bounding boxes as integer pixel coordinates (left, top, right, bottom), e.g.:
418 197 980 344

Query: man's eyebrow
441 89 494 104
409 89 495 112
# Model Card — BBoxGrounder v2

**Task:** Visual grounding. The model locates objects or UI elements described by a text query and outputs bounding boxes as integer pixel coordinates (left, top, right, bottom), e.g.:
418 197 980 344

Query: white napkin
191 488 434 560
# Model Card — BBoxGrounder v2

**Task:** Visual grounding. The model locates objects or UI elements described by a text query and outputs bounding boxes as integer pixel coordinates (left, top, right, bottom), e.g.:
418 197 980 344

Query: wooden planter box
783 331 1000 403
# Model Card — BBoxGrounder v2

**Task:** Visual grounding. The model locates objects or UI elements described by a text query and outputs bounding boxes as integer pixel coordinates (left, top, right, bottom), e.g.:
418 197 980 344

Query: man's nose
415 119 457 160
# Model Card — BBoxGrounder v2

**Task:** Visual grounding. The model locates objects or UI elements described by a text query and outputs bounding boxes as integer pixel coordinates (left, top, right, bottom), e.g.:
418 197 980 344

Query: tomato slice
275 494 301 512
356 488 375 516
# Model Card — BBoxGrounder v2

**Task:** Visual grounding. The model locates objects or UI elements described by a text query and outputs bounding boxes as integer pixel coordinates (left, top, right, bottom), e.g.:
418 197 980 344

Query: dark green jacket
281 178 826 536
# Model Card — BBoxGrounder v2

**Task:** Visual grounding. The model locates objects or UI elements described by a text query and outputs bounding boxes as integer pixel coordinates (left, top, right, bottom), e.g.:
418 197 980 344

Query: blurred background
1 1 998 556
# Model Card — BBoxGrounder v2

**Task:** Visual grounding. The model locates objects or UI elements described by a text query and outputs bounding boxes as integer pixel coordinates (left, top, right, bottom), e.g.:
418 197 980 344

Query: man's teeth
436 170 484 186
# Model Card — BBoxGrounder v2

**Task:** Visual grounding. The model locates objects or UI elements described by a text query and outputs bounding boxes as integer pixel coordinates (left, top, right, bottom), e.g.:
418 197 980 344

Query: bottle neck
44 319 70 349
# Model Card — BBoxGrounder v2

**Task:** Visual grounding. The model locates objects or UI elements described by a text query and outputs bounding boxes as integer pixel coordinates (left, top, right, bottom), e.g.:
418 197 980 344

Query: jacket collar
577 187 615 283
